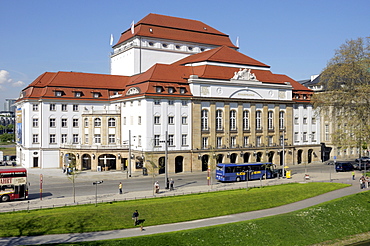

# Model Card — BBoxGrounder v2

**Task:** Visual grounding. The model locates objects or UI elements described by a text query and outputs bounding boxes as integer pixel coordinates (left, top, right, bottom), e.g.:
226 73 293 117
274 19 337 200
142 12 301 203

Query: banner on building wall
16 108 22 144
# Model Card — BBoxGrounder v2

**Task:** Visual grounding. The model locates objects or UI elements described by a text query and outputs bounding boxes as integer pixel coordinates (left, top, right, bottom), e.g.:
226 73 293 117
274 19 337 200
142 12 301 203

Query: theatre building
15 13 321 173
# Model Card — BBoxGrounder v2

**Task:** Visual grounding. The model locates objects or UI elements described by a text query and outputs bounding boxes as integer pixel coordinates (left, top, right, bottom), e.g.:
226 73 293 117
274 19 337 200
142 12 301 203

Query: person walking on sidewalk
170 178 174 191
118 182 123 194
352 171 355 180
132 210 139 226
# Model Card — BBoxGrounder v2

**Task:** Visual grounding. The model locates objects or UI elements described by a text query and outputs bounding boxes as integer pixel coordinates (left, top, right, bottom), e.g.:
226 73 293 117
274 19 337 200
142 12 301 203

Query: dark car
335 162 354 172
354 162 370 171
355 157 370 162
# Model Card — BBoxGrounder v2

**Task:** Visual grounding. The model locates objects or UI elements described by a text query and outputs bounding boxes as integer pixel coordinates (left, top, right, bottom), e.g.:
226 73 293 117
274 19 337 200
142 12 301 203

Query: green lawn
50 188 370 246
0 182 347 238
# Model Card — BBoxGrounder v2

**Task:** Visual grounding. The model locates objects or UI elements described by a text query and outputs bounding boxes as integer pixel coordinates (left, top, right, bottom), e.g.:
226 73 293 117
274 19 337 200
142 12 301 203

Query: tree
312 37 370 154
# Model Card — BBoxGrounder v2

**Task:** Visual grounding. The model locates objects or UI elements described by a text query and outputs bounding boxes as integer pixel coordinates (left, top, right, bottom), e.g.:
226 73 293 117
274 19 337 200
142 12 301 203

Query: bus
0 168 28 202
216 163 277 182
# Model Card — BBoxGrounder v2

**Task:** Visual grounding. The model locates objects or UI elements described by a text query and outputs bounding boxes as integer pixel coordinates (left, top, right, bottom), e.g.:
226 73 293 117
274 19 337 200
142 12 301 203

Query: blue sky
1 0 369 110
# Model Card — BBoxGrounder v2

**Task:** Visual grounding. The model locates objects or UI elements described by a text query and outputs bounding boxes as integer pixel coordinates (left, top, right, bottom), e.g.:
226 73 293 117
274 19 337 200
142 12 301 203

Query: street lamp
92 180 103 207
281 128 288 178
160 131 169 189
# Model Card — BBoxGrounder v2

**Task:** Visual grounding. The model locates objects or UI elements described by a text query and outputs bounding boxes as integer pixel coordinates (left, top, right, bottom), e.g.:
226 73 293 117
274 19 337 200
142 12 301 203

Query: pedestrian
170 178 174 191
118 182 123 194
360 177 365 189
352 171 355 180
132 210 139 226
154 181 160 193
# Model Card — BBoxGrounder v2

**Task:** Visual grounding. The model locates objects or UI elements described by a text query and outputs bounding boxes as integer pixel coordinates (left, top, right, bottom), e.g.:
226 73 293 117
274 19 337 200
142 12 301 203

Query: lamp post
92 180 103 207
128 130 132 178
282 128 288 178
160 131 169 189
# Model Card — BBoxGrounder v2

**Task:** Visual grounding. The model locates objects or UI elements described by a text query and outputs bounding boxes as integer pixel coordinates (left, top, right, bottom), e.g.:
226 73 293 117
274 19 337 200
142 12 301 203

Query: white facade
111 37 216 76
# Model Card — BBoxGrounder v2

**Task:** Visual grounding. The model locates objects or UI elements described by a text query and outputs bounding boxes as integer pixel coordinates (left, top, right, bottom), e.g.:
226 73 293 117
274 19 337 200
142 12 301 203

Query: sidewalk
0 167 364 245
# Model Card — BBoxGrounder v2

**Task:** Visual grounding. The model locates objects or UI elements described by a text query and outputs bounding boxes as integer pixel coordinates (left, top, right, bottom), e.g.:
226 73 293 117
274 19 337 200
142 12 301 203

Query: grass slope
0 182 346 238
62 189 370 246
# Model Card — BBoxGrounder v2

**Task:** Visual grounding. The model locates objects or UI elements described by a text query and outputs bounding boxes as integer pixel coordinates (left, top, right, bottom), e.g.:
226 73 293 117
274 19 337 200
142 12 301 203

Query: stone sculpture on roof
232 68 258 81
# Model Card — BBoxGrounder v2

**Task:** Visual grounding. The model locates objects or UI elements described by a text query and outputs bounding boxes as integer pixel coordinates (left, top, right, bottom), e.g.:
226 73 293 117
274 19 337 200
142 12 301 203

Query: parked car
335 162 354 172
355 156 370 163
354 162 370 171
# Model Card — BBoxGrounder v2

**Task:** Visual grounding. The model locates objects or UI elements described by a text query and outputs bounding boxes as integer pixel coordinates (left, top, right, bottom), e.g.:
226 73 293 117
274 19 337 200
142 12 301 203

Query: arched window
230 110 237 130
94 118 101 127
108 118 116 127
268 111 273 130
243 110 249 130
201 109 208 130
216 110 223 131
256 111 262 130
279 111 285 129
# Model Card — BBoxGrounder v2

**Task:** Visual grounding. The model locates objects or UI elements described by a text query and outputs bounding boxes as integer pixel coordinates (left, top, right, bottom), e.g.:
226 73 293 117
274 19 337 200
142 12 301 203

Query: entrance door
33 157 38 167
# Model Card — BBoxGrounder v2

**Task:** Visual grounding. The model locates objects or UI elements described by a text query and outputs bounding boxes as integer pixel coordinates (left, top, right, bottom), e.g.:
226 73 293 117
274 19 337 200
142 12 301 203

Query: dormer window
188 46 193 51
162 43 168 48
295 95 300 99
179 87 186 94
168 87 175 94
303 95 307 99
55 91 63 97
75 91 82 97
149 42 154 46
92 92 101 98
175 45 180 49
155 86 163 93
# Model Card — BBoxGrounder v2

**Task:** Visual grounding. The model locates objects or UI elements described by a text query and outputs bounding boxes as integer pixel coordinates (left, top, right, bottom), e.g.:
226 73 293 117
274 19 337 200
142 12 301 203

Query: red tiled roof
115 13 237 48
173 46 270 68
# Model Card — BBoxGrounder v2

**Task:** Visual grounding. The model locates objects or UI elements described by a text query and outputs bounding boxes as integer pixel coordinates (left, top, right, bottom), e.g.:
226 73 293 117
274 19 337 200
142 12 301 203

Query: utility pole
128 130 132 177
160 131 169 189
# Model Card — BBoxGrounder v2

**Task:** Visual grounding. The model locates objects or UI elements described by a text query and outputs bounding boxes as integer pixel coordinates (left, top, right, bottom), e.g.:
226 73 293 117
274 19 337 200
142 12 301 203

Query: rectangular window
138 135 142 146
94 134 101 144
32 134 38 143
294 132 299 142
268 136 273 146
230 136 236 148
154 135 160 146
61 118 67 127
73 119 79 127
50 118 56 127
154 116 160 124
312 132 316 142
303 117 307 124
202 137 208 149
154 100 161 105
181 100 187 106
182 116 187 124
294 117 299 125
85 134 89 144
50 104 56 111
256 136 261 147
73 104 79 111
325 125 329 141
108 134 115 144
182 134 187 146
123 117 126 125
32 104 38 111
138 116 141 125
168 134 174 146
33 118 38 128
303 132 307 142
49 134 56 144
84 118 89 127
268 111 273 130
73 134 79 144
61 104 67 111
243 136 248 147
312 117 316 125
168 116 174 124
217 137 222 148
168 100 174 105
61 134 67 144
256 111 262 130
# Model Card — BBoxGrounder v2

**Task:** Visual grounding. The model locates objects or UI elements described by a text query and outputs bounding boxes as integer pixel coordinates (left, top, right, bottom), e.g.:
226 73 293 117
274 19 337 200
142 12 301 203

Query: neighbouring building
15 13 321 172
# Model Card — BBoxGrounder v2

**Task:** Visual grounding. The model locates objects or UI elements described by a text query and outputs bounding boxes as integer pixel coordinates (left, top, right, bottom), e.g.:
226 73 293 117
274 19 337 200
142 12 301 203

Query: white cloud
0 70 25 88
